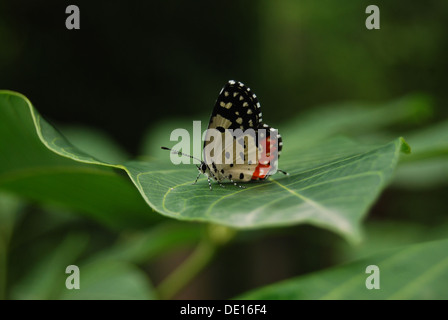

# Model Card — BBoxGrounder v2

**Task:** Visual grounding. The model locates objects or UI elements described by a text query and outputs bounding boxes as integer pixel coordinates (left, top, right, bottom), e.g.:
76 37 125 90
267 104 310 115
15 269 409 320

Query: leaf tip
345 227 363 246
399 137 411 155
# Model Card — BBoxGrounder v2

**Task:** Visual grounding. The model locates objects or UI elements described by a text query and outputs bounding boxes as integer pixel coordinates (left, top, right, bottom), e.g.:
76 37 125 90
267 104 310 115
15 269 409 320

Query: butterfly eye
200 163 207 172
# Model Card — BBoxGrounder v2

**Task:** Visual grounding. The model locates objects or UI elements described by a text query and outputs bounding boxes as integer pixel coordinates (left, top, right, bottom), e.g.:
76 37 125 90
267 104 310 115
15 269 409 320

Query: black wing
206 80 263 133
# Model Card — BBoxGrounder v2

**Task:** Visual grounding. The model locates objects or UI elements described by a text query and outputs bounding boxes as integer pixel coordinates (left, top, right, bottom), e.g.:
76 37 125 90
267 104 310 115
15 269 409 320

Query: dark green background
1 1 447 153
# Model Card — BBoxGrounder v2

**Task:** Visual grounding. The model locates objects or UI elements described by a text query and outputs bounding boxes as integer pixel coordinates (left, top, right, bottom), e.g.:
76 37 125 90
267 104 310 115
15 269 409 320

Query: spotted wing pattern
203 81 283 182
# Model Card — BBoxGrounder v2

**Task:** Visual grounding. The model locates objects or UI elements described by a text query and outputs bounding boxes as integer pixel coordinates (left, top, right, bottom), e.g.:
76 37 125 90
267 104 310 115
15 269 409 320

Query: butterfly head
161 147 214 178
198 162 210 175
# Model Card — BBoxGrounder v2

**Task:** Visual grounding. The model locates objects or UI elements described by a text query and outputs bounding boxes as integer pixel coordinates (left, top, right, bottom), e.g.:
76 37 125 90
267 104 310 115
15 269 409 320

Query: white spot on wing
243 102 249 107
220 102 232 109
236 117 243 124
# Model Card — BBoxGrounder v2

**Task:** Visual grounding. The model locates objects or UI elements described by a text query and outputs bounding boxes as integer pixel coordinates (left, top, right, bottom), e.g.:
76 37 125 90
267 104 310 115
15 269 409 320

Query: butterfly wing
206 80 262 134
203 80 282 182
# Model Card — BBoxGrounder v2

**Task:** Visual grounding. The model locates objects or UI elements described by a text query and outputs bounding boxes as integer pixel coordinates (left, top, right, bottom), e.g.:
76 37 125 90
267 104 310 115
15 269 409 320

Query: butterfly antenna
277 169 290 176
161 146 203 163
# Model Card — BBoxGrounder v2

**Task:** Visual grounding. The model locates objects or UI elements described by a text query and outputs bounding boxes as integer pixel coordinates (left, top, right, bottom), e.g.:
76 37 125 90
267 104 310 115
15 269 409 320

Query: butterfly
162 80 288 190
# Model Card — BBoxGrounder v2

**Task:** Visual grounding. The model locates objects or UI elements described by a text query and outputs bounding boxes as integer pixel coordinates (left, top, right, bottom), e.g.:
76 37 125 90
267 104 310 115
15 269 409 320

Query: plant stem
156 225 236 299
157 238 215 300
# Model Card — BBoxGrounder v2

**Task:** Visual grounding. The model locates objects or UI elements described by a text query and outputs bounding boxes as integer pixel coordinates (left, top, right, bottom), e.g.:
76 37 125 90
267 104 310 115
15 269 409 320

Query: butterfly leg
207 176 213 190
192 171 202 185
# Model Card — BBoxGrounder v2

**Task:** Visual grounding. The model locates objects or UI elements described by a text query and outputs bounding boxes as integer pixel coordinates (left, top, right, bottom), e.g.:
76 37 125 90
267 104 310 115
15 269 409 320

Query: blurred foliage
0 0 447 300
239 239 448 299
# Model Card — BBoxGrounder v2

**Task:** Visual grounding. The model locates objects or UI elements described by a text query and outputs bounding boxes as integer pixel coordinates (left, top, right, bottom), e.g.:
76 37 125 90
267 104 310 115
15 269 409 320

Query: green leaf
238 239 448 300
0 91 409 241
10 233 89 299
0 91 156 229
0 192 24 299
336 221 448 262
59 260 155 300
139 137 408 243
0 192 22 242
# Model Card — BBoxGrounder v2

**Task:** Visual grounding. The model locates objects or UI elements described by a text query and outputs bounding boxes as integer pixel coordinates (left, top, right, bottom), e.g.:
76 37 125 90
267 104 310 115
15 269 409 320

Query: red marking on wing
251 136 278 180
